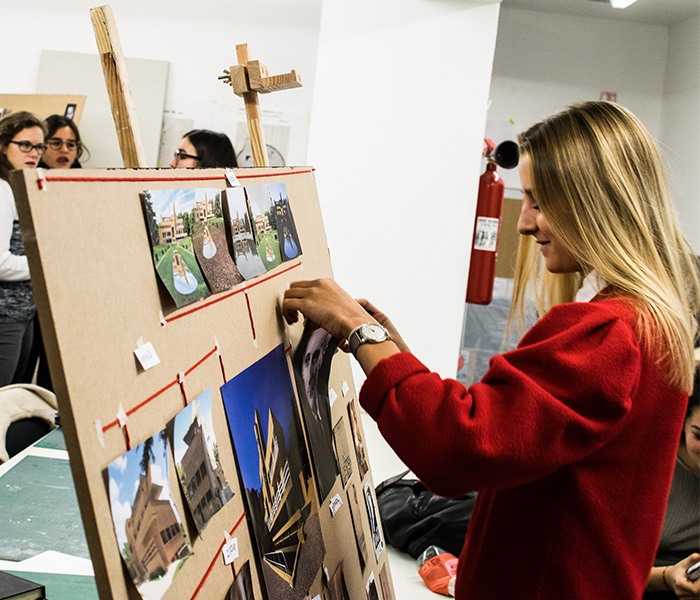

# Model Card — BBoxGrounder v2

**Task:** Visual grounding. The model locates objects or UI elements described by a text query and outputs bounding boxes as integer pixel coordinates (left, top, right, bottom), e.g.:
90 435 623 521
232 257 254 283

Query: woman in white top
0 111 46 386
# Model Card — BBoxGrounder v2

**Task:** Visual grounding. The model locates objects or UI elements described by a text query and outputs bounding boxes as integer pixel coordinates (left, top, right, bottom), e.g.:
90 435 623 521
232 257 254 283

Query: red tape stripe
43 168 314 183
244 291 256 341
163 260 302 324
102 347 218 432
190 511 247 599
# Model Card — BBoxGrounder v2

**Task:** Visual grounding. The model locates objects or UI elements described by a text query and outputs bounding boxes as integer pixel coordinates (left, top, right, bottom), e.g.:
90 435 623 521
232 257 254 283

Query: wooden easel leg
236 44 269 167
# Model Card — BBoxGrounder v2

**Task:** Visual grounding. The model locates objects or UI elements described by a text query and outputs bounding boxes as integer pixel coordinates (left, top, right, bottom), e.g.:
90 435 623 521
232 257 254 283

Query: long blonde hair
510 101 700 392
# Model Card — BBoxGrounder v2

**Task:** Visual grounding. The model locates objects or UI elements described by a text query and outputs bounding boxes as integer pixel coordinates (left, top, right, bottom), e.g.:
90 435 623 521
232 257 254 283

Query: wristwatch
347 323 391 355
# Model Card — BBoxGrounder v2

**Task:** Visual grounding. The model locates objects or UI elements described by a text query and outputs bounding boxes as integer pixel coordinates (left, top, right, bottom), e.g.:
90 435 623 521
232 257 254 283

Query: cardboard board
0 94 86 123
11 167 394 600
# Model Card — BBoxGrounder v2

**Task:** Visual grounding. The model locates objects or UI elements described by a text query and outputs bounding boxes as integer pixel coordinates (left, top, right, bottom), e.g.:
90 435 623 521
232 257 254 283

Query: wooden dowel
90 5 146 168
235 43 268 167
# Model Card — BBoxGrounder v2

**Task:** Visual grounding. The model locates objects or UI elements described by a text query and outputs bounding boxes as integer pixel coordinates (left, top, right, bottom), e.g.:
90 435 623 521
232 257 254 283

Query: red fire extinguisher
465 139 518 305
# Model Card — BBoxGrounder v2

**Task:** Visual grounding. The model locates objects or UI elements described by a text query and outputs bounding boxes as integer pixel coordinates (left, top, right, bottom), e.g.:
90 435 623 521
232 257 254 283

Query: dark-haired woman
0 111 46 385
39 114 88 170
170 129 237 169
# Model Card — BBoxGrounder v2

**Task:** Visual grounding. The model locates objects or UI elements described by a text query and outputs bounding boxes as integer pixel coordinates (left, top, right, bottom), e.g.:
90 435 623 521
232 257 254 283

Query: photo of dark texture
378 563 392 600
327 561 351 600
366 571 380 600
292 324 340 503
228 561 254 600
189 189 244 293
222 345 325 600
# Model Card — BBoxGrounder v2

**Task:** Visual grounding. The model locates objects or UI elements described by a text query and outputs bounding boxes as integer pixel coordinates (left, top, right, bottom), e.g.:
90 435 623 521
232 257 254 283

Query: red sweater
360 298 686 599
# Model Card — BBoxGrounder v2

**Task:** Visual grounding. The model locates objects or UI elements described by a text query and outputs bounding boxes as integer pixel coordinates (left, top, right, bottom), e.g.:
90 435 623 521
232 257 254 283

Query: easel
28 8 396 600
90 5 146 168
92 3 302 170
221 44 302 167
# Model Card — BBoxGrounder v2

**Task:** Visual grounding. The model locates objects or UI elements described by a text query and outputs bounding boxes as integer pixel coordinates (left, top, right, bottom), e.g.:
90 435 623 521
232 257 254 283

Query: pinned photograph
346 483 368 572
363 479 385 562
327 561 350 600
228 560 254 600
347 399 369 481
378 563 393 600
141 188 210 307
292 324 340 503
365 571 380 600
188 189 244 293
245 184 283 271
222 187 266 280
269 183 302 261
107 430 191 600
332 417 353 488
222 345 325 600
173 388 234 534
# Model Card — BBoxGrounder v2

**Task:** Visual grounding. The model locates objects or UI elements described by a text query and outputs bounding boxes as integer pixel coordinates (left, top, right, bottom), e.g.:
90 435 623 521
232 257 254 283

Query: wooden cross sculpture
220 44 302 167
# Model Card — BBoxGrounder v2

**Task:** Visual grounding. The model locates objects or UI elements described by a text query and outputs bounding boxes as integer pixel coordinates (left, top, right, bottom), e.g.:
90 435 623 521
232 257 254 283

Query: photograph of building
173 388 234 533
108 431 191 600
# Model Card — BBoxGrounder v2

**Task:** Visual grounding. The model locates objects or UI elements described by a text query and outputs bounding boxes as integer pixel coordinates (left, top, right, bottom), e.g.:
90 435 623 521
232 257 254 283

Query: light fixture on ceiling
610 0 639 8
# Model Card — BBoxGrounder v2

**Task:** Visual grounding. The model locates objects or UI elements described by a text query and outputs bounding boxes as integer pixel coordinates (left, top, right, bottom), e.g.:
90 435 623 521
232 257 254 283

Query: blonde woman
282 101 700 600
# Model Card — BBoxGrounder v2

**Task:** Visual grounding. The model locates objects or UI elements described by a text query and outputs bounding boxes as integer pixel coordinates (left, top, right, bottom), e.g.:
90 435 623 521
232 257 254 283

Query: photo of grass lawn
142 188 212 308
152 240 209 307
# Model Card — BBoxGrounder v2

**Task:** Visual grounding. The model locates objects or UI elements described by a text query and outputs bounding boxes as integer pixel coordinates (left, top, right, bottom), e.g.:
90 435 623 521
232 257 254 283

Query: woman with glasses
169 129 237 169
39 115 88 170
0 111 46 386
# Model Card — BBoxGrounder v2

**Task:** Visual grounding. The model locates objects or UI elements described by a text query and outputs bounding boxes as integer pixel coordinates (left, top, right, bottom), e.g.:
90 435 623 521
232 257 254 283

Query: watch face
363 323 387 342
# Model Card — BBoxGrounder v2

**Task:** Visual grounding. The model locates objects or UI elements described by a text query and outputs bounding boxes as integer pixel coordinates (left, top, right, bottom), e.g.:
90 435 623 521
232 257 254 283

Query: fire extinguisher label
473 217 499 252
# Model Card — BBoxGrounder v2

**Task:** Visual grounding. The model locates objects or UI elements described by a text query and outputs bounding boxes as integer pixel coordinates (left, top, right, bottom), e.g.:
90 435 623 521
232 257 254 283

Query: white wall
660 15 700 252
308 0 501 388
488 7 671 195
0 0 322 166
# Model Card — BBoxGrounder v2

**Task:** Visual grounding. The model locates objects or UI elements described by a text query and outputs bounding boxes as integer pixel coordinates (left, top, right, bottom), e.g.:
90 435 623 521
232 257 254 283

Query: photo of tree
222 187 266 280
172 388 234 534
221 345 325 600
107 430 191 600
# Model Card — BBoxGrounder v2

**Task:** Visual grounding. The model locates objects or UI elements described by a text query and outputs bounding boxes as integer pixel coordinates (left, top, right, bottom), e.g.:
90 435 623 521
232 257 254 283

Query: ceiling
500 0 700 27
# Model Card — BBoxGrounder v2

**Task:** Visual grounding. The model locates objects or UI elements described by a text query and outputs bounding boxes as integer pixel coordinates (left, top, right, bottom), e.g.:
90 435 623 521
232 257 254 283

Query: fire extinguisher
465 139 519 305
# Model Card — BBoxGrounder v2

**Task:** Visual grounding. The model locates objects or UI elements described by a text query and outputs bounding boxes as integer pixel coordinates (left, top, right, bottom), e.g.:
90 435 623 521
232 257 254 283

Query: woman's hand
668 554 700 599
357 298 410 353
283 278 375 340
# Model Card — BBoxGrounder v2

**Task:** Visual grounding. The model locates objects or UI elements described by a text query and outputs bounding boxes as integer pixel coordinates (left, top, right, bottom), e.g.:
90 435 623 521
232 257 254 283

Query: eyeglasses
46 138 80 151
9 140 48 155
173 150 200 162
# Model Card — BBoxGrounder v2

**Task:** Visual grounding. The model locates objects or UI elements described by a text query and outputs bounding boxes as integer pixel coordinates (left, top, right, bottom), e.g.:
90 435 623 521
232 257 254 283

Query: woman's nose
517 206 537 236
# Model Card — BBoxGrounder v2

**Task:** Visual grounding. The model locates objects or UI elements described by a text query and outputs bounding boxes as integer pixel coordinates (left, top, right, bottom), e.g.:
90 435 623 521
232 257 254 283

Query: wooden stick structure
220 43 302 167
90 4 146 168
